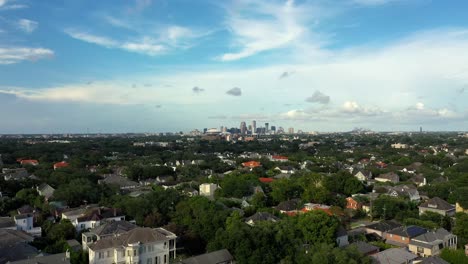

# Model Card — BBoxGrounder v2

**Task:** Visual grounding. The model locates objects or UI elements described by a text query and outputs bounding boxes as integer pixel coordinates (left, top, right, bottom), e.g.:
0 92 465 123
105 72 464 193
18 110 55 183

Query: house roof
53 161 69 168
179 249 234 264
387 225 427 238
376 172 399 182
272 155 288 160
245 212 279 224
0 217 15 228
259 177 274 183
419 197 455 211
89 227 172 251
348 241 379 255
419 256 449 264
17 205 34 214
410 228 453 248
37 183 55 199
89 220 137 237
241 161 261 168
366 220 401 233
371 248 418 264
276 199 300 212
7 252 70 264
100 174 139 188
20 160 38 165
0 230 37 264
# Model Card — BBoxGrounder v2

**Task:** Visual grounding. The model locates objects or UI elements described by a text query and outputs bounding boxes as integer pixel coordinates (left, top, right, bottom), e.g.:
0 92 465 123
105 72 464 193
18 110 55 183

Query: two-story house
82 221 137 251
419 197 455 216
408 228 457 257
385 226 427 247
88 227 177 264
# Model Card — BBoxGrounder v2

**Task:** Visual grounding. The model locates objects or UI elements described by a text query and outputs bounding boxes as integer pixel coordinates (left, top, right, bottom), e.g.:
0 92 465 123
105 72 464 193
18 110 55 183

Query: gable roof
89 220 137 237
179 249 234 264
7 252 70 264
241 161 261 168
276 199 300 212
245 212 279 223
419 197 454 211
410 228 454 248
258 177 274 183
348 241 379 255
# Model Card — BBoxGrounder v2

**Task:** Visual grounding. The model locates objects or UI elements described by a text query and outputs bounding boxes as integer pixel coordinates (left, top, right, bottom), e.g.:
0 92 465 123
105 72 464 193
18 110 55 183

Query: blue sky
1 0 468 133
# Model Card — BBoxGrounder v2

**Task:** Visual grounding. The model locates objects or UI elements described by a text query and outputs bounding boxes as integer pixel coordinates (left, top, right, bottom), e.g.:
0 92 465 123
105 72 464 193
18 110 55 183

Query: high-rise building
248 125 252 132
252 120 257 134
203 128 208 134
240 122 247 134
288 127 294 134
271 126 276 133
265 123 269 133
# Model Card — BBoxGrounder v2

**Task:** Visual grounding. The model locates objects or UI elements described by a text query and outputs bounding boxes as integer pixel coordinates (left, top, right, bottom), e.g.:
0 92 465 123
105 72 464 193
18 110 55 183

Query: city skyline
1 0 468 133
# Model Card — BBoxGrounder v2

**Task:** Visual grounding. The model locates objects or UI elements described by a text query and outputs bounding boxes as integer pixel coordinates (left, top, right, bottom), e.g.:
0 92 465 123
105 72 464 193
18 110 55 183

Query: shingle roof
371 248 418 264
410 228 453 248
419 197 455 211
419 256 450 264
245 212 279 223
90 220 137 237
276 199 300 212
0 217 15 228
366 220 401 233
387 225 427 238
348 241 379 255
179 249 234 264
7 252 70 264
89 227 170 251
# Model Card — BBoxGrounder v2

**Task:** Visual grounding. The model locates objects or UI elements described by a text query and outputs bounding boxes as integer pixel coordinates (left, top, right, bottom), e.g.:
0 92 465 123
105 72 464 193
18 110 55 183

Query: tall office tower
203 128 208 134
265 123 269 133
288 127 294 134
271 126 276 133
240 122 247 134
252 120 257 134
278 127 284 134
420 127 423 133
220 126 224 132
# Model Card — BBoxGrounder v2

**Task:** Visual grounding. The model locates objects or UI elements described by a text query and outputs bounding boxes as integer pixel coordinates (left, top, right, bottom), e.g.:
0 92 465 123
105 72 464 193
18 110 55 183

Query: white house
62 207 125 232
88 227 177 264
391 143 408 149
199 183 218 199
0 214 41 237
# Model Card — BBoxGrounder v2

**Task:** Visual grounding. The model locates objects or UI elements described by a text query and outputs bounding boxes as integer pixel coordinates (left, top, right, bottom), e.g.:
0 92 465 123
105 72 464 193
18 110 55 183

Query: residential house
259 177 274 184
88 227 177 264
346 197 363 210
302 203 333 215
62 206 125 232
270 155 288 162
371 248 418 264
387 185 420 201
336 226 349 247
53 161 69 170
375 161 388 169
455 202 468 213
354 171 372 182
391 143 409 149
410 174 427 187
375 172 400 184
241 161 261 169
82 221 137 251
385 226 427 247
36 183 55 201
365 220 402 238
0 229 37 264
98 175 139 190
19 160 39 166
276 199 301 215
348 241 379 256
408 228 457 257
199 183 218 199
2 168 30 181
274 166 295 174
419 197 455 216
8 252 71 264
13 214 41 237
178 249 234 264
245 212 280 226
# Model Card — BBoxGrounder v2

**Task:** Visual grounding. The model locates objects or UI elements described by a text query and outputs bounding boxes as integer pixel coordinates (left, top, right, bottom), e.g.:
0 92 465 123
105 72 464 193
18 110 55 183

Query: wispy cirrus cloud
220 0 307 61
0 0 27 10
17 19 38 33
0 47 53 64
64 29 165 56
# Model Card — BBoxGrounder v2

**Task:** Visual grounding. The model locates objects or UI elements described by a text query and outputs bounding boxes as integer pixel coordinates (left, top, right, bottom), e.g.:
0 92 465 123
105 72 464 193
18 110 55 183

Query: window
134 250 137 257
80 224 85 229
164 255 167 264
147 258 153 264
389 234 393 238
417 247 424 253
107 251 111 257
164 242 167 249
402 237 406 241
122 251 125 257
155 257 159 264
98 252 104 259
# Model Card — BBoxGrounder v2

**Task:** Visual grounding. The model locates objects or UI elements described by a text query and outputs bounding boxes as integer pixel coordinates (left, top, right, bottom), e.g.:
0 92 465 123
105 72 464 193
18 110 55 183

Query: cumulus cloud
226 87 242 96
305 91 330 104
0 47 54 64
192 86 204 94
17 19 38 33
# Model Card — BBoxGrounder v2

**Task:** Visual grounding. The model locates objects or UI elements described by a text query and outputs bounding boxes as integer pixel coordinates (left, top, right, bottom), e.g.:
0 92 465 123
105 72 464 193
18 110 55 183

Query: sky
1 0 468 133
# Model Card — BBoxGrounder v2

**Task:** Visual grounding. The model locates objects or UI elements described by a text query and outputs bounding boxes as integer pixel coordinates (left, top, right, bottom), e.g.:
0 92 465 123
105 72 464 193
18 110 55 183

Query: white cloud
353 0 397 6
0 0 28 10
415 102 424 110
65 29 165 56
220 0 307 61
17 19 38 33
306 91 330 104
0 0 5 7
0 47 53 64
